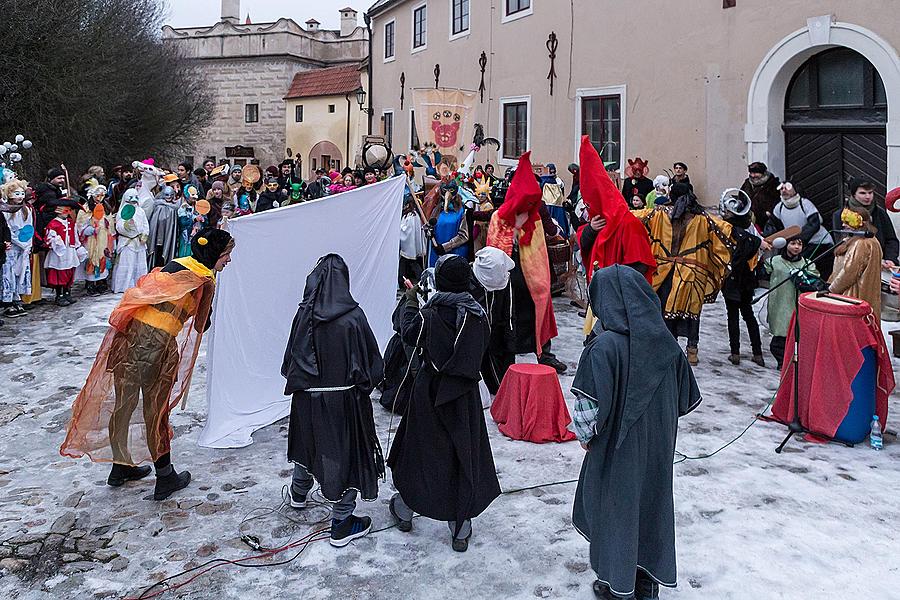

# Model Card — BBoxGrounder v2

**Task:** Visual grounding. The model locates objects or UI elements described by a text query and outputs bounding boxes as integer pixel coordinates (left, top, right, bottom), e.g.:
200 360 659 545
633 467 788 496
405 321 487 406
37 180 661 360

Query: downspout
346 93 352 168
364 12 374 135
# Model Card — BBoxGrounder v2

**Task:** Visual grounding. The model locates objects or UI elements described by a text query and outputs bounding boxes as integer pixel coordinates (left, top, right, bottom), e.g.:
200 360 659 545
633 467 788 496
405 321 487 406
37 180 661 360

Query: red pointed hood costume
576 136 656 283
487 152 557 355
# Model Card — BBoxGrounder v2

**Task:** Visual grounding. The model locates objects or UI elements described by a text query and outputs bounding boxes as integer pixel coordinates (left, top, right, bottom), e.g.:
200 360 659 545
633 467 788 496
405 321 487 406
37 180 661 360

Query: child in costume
764 237 821 370
177 185 207 258
1 179 33 317
44 199 84 306
77 181 116 295
112 189 149 293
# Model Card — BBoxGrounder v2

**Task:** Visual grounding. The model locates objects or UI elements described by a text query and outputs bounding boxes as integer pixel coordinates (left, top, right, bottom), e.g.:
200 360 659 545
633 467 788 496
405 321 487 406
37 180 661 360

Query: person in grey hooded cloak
147 186 180 269
571 265 701 600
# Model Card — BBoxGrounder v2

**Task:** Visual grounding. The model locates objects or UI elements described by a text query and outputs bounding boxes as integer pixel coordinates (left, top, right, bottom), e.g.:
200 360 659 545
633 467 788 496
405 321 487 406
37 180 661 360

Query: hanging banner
412 88 477 155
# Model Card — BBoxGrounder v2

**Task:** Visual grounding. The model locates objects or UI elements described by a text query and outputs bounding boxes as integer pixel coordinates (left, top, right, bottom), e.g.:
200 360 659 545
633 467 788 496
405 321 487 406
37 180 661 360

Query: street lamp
356 88 373 114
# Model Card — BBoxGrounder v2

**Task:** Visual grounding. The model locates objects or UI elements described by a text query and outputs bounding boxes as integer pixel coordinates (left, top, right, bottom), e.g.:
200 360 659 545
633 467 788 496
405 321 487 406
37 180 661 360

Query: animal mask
291 183 302 201
624 157 649 179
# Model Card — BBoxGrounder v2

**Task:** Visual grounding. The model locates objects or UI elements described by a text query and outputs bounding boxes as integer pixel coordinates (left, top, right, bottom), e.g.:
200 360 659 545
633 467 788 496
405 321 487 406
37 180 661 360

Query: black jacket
741 174 781 231
0 211 10 265
831 202 899 264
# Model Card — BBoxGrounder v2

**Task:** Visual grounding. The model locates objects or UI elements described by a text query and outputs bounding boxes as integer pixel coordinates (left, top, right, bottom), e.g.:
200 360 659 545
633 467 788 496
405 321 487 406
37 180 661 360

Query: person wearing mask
740 161 781 232
831 178 898 268
61 229 234 501
763 182 834 279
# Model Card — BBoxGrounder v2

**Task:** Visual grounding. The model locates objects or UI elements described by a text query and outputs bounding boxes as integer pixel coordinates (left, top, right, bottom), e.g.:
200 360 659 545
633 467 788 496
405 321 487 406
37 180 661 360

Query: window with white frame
503 0 532 22
451 0 469 36
577 87 624 170
384 20 395 60
383 111 394 147
500 97 529 161
412 4 427 50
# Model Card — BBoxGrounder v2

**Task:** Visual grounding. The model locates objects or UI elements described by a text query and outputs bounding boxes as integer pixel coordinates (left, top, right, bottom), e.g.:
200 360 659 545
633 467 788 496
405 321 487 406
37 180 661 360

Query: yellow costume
636 206 734 320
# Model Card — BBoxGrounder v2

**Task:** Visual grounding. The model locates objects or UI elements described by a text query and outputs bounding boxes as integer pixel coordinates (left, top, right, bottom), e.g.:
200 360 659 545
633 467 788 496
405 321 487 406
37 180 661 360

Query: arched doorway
745 17 900 225
784 47 888 222
308 141 343 177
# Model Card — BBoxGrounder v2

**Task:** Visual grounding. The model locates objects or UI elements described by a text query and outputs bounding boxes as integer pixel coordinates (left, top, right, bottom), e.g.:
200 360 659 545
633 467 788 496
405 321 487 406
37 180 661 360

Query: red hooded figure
487 152 558 355
576 136 656 283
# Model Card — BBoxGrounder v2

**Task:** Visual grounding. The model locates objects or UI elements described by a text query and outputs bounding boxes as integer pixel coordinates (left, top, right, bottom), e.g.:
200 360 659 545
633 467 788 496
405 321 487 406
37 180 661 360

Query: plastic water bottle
870 415 883 450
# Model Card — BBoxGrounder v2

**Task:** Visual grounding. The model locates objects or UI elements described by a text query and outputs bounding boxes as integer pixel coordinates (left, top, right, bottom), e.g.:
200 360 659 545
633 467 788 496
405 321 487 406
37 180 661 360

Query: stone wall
180 57 316 168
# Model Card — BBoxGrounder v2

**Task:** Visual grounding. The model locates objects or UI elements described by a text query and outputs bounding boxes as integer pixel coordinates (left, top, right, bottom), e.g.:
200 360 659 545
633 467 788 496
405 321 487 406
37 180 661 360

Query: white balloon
14 135 24 143
9 144 17 152
2 142 11 149
22 140 32 149
0 146 6 155
10 153 22 162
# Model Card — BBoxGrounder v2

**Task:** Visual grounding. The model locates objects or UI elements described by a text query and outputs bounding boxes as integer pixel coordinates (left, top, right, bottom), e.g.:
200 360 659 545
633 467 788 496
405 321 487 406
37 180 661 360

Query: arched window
786 48 886 122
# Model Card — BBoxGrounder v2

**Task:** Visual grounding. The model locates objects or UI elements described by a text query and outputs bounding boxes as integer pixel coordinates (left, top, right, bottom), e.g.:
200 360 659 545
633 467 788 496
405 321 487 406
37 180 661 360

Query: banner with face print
412 88 477 154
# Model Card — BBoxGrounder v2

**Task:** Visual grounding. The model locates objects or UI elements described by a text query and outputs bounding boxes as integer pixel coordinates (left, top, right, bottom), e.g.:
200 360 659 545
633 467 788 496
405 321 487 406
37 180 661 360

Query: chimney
221 0 239 24
340 7 358 37
306 18 321 32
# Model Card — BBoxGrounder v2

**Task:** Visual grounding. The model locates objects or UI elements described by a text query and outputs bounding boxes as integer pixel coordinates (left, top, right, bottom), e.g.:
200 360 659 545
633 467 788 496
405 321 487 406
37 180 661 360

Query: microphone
771 237 787 250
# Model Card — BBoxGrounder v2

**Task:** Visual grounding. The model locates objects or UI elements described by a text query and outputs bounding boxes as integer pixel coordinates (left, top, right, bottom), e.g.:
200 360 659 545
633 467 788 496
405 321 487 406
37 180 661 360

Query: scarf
174 256 215 280
781 194 801 209
848 197 873 217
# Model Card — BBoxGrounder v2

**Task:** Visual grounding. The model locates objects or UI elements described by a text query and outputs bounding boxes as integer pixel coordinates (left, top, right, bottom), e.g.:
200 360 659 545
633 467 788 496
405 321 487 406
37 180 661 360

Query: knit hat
211 181 226 192
434 255 472 293
190 227 234 269
47 167 64 180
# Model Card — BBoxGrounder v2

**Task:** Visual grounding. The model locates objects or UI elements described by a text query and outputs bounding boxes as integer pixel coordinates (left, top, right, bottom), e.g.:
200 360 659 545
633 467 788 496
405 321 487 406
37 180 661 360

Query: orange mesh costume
487 152 558 355
60 256 216 465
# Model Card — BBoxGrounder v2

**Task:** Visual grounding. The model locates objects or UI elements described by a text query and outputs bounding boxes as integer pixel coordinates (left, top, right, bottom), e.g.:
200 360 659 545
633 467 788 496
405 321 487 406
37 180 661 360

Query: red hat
496 152 542 245
579 135 628 224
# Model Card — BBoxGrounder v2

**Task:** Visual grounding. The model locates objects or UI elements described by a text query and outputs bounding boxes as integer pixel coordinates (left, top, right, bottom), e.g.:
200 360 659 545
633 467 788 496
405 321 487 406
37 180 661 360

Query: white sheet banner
199 177 405 448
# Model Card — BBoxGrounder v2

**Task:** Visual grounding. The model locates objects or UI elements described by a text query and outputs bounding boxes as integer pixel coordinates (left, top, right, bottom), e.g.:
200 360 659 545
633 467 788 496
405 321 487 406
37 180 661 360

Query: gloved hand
404 284 421 306
431 240 446 255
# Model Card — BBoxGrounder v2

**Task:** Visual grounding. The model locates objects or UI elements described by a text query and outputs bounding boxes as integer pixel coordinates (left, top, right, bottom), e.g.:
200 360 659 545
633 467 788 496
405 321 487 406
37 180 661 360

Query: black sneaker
329 515 371 547
389 497 412 532
153 469 191 501
2 307 22 318
107 464 153 487
451 535 470 553
288 487 307 509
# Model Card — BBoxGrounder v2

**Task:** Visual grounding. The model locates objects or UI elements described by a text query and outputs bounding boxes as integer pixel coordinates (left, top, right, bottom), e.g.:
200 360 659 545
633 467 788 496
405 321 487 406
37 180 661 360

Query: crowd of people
0 157 399 325
1 136 895 600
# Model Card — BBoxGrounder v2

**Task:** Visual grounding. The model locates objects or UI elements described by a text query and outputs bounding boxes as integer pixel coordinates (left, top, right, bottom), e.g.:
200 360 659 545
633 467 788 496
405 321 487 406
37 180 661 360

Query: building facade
285 64 369 177
366 0 900 219
163 2 368 169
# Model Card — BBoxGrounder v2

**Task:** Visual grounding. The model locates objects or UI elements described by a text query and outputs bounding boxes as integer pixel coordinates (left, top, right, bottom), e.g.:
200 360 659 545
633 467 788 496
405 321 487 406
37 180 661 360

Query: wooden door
784 129 887 225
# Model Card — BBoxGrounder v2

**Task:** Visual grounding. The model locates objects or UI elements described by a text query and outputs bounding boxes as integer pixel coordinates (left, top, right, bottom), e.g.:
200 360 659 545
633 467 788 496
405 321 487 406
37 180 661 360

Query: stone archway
308 141 343 177
745 16 900 194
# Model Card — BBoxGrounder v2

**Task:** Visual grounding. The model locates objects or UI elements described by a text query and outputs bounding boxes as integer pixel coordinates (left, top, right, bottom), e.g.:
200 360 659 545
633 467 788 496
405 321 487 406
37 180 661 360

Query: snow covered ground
1 288 899 599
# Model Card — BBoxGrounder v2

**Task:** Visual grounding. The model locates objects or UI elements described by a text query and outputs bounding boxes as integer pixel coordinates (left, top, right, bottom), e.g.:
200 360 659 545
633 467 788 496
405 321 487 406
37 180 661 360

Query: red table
490 363 577 443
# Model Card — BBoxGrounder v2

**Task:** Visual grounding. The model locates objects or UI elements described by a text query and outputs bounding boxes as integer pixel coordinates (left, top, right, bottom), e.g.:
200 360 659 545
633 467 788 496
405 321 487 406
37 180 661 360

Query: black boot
64 289 76 304
635 571 660 600
153 468 191 501
593 580 634 599
538 352 568 374
107 463 153 487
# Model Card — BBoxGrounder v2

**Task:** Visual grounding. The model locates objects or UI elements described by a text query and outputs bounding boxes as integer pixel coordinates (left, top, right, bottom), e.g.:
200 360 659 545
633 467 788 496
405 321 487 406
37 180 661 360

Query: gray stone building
162 1 368 168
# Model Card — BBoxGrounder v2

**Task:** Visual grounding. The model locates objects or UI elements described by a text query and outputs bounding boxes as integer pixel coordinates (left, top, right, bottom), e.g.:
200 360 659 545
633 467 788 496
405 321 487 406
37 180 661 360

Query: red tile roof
285 65 362 99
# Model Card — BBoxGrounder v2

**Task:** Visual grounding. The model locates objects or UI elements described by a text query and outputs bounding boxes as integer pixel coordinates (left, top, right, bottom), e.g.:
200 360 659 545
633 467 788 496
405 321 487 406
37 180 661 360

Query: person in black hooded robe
281 254 384 548
387 254 500 552
571 265 701 600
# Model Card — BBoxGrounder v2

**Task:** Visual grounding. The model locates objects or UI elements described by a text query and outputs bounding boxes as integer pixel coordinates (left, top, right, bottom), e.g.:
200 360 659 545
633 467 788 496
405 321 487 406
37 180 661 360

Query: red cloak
576 136 656 283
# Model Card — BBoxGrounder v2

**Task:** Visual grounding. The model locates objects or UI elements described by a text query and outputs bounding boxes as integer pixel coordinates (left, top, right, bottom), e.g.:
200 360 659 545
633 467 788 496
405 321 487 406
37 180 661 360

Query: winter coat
831 203 899 265
741 173 781 231
829 236 883 319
